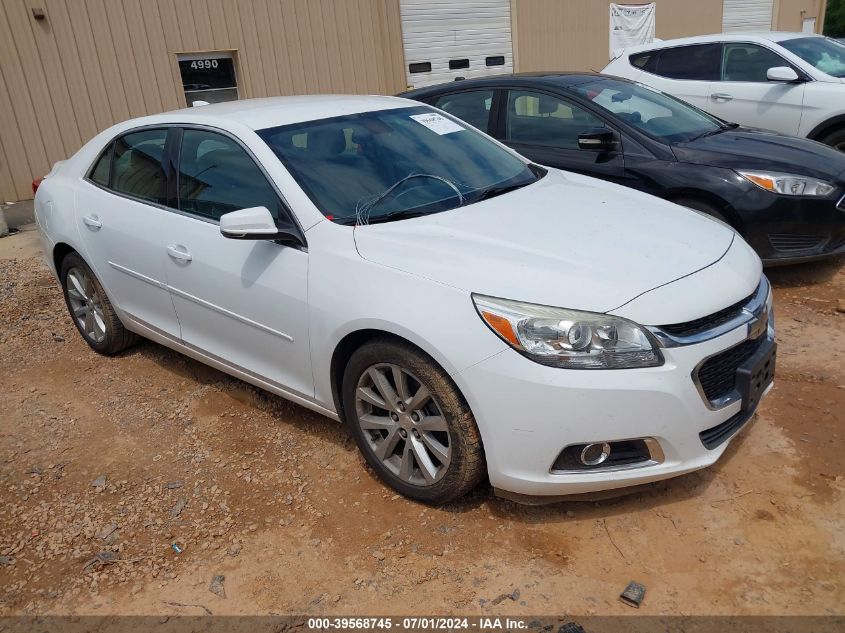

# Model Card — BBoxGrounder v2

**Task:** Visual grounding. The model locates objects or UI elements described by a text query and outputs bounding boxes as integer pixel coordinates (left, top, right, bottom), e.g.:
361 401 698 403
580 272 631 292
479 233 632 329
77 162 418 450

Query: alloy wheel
355 363 452 486
65 267 107 343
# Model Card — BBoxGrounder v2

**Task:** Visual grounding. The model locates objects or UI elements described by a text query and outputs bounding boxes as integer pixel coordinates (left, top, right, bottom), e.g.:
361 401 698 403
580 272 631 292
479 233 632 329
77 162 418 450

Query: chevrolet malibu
33 96 776 504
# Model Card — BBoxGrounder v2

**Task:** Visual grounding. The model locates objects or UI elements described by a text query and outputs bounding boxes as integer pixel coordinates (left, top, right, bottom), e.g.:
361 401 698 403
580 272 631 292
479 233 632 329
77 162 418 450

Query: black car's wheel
819 128 845 152
342 339 486 504
60 252 139 355
673 197 732 227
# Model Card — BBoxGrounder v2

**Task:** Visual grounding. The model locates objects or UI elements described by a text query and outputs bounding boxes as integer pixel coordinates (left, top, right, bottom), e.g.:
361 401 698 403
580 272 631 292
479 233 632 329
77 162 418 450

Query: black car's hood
673 128 845 182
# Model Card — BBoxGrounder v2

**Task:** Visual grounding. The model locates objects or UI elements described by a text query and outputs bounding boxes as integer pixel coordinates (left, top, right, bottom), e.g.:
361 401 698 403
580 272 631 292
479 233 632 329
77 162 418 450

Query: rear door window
432 90 494 132
110 129 169 205
654 44 720 80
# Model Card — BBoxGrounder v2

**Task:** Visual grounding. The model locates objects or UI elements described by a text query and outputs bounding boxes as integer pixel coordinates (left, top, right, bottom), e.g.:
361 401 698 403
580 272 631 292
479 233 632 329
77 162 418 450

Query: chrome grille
648 277 768 348
660 291 753 338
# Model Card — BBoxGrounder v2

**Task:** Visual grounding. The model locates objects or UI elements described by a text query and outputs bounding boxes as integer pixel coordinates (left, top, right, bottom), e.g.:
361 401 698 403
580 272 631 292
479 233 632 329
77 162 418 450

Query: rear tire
819 127 845 152
342 339 485 504
59 252 139 355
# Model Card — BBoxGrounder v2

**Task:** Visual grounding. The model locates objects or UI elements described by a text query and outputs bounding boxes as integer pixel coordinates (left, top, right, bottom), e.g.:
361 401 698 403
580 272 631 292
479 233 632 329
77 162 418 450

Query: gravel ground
0 232 843 617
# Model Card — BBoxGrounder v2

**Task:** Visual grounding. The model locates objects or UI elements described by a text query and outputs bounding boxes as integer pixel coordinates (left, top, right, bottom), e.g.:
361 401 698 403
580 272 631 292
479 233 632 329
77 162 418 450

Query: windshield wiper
473 172 541 202
473 181 530 202
691 121 740 141
364 208 438 225
355 173 463 225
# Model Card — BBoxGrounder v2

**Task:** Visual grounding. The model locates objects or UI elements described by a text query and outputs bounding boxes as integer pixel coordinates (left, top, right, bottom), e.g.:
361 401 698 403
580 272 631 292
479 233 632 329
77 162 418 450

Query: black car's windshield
778 36 845 78
571 78 724 143
258 106 540 223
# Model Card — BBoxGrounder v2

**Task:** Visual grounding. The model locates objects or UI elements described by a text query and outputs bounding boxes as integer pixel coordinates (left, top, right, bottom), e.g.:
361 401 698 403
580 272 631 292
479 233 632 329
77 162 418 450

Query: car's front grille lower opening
696 336 764 403
768 234 826 253
700 407 756 449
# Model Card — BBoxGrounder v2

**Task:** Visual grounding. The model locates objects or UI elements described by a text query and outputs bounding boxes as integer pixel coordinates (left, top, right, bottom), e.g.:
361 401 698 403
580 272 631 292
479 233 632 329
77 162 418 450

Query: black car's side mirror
577 128 617 152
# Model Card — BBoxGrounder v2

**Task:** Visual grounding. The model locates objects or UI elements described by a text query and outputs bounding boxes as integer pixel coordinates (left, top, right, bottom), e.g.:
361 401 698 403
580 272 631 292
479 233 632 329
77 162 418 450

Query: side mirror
766 66 800 82
577 128 617 152
219 206 302 246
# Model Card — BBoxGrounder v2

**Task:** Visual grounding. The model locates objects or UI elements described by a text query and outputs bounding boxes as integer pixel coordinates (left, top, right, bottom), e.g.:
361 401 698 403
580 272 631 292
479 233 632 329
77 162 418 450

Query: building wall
773 0 827 32
511 0 826 74
0 0 830 202
0 0 406 202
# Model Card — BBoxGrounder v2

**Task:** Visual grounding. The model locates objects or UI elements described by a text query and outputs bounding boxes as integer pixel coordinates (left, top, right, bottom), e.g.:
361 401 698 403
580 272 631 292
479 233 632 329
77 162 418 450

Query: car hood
673 128 845 182
354 169 737 314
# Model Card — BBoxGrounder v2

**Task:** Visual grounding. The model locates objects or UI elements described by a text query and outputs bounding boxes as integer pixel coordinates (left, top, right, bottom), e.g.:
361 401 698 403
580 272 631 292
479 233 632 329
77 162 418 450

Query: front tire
342 339 485 504
819 127 845 152
60 252 139 355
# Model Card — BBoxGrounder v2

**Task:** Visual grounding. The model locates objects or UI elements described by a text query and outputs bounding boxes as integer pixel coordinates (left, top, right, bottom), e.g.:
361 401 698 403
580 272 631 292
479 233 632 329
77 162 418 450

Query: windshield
778 37 845 78
571 78 724 143
258 106 540 223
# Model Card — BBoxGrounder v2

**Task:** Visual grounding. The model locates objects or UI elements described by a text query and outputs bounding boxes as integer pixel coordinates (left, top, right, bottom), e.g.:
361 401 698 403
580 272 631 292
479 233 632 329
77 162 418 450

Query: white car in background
34 96 774 504
603 33 845 150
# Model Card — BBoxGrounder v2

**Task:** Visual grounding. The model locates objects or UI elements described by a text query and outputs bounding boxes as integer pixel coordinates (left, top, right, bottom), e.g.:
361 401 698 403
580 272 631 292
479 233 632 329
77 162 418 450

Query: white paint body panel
34 95 768 497
603 33 845 141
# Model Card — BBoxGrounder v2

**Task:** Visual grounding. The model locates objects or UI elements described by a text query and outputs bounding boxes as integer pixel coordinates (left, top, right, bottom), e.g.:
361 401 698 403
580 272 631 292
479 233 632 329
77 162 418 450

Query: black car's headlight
473 294 663 369
737 170 836 197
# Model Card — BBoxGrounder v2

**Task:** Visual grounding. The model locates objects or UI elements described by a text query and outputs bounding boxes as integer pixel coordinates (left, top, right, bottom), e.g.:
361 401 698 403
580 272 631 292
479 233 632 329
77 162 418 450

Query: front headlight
737 170 835 197
473 294 663 369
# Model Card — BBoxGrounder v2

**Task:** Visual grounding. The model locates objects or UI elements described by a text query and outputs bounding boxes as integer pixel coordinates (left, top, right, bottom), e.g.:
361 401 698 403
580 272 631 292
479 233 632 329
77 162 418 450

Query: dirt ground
1 225 843 618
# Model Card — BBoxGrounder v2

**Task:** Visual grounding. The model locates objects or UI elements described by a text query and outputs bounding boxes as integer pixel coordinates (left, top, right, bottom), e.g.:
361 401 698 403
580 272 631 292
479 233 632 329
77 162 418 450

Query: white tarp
609 3 656 57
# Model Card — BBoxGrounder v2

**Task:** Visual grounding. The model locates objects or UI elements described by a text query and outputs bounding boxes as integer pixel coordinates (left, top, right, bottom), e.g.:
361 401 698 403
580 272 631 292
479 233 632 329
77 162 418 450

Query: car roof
132 95 416 131
401 72 612 97
619 31 822 53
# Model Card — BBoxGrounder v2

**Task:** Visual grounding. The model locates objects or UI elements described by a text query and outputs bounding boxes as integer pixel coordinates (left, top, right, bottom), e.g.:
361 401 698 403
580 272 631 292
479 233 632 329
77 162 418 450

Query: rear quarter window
630 51 658 73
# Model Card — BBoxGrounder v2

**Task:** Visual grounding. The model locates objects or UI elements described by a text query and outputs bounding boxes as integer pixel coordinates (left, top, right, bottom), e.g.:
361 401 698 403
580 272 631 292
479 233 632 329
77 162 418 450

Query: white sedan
603 33 845 150
33 96 775 504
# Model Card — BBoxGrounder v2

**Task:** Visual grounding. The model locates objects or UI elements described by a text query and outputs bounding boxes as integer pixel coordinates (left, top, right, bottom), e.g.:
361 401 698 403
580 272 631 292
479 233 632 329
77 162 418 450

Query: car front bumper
457 306 775 498
732 188 845 264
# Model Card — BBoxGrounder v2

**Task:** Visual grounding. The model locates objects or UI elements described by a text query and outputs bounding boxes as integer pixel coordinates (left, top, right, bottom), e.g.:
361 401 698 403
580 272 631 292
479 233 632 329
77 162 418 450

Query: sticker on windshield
410 113 465 135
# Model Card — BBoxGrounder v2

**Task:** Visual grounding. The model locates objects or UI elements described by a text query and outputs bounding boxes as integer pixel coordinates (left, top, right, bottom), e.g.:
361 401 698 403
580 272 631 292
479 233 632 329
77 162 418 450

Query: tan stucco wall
773 0 827 31
0 0 406 202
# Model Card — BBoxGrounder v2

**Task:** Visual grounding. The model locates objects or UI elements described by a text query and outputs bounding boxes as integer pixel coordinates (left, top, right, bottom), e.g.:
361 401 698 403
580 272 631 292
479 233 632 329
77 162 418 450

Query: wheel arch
807 114 845 143
663 189 742 230
329 328 470 424
53 242 78 275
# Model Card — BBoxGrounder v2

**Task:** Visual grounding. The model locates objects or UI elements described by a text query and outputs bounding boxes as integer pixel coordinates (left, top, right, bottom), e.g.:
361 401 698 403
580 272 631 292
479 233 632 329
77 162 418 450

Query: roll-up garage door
722 0 774 32
400 0 513 89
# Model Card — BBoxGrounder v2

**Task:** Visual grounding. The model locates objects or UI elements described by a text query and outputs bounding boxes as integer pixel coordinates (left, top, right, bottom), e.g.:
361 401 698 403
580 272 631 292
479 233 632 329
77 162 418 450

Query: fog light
551 438 663 473
580 442 611 466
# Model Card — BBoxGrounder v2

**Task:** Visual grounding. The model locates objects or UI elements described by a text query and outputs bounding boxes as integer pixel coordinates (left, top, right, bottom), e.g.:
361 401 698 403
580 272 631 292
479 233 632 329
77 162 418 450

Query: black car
402 73 845 264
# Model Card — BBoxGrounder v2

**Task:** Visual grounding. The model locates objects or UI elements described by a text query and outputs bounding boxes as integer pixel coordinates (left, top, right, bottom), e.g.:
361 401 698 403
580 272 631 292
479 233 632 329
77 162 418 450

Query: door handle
166 244 193 262
711 93 734 102
82 214 102 230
